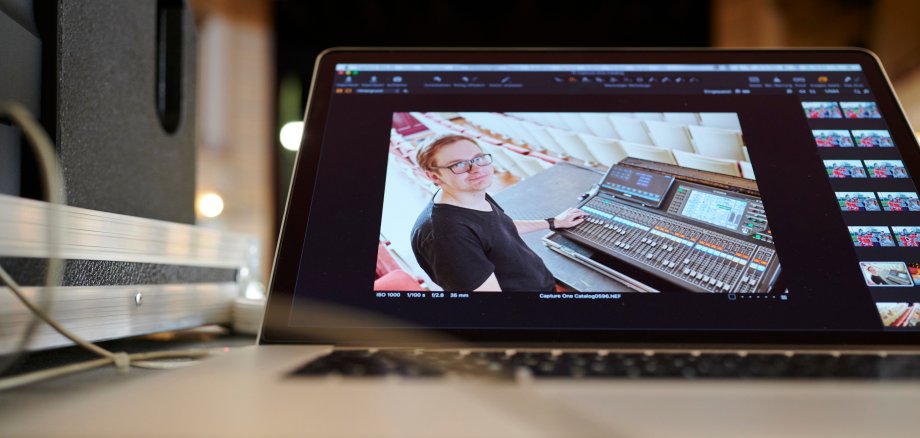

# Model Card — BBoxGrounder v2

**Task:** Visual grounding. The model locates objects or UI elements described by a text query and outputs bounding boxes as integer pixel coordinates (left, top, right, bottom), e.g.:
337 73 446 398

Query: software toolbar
331 64 868 97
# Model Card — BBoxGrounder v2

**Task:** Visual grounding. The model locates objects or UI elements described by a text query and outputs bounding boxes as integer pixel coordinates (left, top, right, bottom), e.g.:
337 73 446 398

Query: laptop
6 48 920 436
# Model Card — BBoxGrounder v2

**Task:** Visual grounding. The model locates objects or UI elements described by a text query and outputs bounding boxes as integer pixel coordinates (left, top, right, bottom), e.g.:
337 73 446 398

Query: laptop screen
271 52 920 342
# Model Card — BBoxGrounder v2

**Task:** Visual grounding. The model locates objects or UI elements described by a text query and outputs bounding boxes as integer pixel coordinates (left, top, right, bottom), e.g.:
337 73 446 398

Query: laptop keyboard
291 350 920 379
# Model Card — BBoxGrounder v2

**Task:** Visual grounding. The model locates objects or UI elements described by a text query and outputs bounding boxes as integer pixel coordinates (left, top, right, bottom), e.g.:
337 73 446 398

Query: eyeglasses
432 154 493 174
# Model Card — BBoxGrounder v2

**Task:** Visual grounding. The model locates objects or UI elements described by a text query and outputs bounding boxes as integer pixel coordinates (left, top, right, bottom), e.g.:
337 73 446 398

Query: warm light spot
197 192 225 218
280 121 304 151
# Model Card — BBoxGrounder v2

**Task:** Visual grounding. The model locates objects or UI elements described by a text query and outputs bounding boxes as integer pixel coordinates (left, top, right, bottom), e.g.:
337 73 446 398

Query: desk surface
493 162 632 292
0 326 255 414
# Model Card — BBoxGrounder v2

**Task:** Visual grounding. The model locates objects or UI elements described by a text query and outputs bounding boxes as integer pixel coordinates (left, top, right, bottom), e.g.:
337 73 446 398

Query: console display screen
679 189 748 231
601 167 675 208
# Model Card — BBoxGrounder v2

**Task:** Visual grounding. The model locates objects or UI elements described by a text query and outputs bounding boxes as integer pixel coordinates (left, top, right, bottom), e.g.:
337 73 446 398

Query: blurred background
7 0 920 284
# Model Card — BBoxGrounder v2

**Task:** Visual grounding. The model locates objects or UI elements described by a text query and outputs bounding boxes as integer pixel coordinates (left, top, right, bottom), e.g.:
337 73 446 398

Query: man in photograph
410 134 585 292
886 194 904 211
864 265 889 285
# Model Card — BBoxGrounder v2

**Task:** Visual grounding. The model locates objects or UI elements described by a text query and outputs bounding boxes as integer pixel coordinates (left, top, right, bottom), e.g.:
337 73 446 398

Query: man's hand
554 208 586 229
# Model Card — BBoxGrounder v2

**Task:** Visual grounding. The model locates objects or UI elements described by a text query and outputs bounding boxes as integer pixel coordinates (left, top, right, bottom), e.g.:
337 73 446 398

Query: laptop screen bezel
261 48 920 347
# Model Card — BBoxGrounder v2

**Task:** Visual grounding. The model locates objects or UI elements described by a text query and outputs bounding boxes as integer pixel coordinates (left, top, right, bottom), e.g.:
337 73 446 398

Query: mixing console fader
549 161 781 293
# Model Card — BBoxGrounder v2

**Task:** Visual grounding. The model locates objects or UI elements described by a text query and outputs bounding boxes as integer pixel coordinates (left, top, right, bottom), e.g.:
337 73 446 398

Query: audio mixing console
545 159 781 293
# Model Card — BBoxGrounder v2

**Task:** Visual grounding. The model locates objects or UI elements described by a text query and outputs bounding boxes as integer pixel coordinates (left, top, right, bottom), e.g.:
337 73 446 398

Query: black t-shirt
411 194 555 292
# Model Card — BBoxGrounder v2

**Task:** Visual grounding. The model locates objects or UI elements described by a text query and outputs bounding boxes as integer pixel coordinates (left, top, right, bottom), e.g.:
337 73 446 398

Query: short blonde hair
415 134 481 172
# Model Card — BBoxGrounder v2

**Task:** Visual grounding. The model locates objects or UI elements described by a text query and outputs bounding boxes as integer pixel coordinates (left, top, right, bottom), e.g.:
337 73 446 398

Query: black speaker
46 0 198 223
0 1 41 197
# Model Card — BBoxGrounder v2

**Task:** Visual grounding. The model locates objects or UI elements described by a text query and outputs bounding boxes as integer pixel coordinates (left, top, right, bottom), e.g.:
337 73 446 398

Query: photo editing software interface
290 61 920 332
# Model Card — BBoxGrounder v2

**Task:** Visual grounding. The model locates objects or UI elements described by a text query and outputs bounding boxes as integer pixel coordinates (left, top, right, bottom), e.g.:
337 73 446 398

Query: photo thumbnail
878 192 920 212
836 192 880 211
893 227 920 247
802 102 842 119
910 263 920 285
849 226 895 247
877 302 920 327
824 160 866 178
840 101 882 119
812 130 853 147
865 160 909 179
861 262 912 287
852 130 894 148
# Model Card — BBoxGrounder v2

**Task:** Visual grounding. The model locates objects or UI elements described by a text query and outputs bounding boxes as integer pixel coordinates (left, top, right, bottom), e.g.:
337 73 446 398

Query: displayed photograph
840 101 882 119
909 263 920 285
825 160 867 178
377 111 779 293
877 302 920 327
836 192 880 211
893 227 920 247
849 226 895 247
802 102 842 119
865 160 909 179
852 130 894 148
812 130 853 147
860 262 912 287
878 192 920 212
